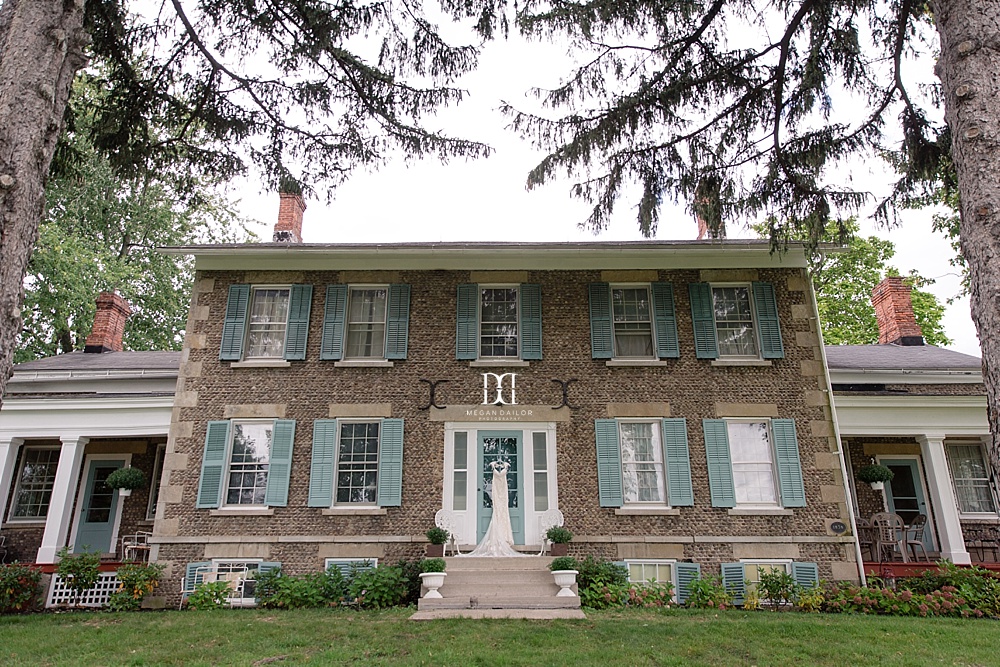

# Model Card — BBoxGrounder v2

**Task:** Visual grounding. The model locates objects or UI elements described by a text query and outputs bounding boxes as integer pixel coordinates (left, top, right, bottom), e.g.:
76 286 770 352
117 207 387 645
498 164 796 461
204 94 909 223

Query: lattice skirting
47 572 120 608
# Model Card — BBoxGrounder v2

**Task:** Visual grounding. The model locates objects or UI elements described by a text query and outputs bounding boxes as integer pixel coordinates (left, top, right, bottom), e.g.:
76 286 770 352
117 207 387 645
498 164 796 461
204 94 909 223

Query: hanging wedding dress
465 461 527 557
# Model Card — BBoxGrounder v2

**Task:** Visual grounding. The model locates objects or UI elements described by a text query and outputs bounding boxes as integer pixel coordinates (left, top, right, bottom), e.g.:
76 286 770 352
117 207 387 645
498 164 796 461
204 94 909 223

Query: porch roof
825 344 981 372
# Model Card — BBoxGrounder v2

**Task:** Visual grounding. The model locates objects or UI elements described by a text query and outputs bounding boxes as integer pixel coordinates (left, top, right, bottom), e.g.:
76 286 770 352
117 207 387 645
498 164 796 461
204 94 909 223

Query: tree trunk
932 1 1000 470
0 0 88 406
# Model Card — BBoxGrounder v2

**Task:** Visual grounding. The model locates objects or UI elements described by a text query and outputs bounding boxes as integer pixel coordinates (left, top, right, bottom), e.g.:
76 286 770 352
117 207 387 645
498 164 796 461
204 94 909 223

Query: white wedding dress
466 461 527 557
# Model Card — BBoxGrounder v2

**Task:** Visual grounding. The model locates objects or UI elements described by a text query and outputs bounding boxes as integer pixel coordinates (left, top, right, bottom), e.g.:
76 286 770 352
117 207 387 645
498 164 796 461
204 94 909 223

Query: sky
231 31 980 359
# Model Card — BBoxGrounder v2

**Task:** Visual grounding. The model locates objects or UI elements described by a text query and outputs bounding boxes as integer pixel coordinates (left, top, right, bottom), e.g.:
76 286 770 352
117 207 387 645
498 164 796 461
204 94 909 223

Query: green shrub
348 565 408 609
396 559 423 606
626 582 674 608
0 562 42 614
254 566 350 609
107 562 165 612
425 527 449 545
575 557 629 610
796 584 825 613
421 558 446 573
185 581 232 610
545 526 573 544
549 556 579 571
56 548 101 607
685 575 733 610
820 581 984 618
758 569 800 610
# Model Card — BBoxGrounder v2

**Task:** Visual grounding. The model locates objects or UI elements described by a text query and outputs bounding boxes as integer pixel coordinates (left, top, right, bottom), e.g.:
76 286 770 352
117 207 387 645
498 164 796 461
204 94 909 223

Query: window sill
334 360 394 368
469 360 530 368
2 519 46 527
615 507 680 516
230 360 292 369
710 359 773 367
322 507 388 516
606 359 669 367
959 515 1000 523
210 508 275 516
728 508 793 516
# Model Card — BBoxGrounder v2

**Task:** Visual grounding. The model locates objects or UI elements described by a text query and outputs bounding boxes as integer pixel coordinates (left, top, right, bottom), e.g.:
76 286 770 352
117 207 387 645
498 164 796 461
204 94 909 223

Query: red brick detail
870 277 924 346
274 192 306 243
84 292 131 353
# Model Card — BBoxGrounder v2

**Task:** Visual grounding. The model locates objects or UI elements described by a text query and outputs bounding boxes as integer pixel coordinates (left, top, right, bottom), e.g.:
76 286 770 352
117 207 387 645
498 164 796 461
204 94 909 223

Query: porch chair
120 531 152 562
871 512 909 563
537 509 565 556
905 514 930 562
434 509 463 556
855 517 876 562
964 526 1000 562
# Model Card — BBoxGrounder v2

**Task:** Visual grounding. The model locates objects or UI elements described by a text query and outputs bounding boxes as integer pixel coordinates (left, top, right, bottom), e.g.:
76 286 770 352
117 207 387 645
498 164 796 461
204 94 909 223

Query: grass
2 607 998 666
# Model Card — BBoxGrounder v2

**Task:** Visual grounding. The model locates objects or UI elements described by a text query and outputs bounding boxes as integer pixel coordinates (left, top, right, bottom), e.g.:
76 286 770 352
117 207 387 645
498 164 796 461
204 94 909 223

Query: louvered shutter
220 285 250 360
588 283 614 359
519 283 542 360
791 562 820 589
651 282 680 358
385 284 411 360
771 419 806 507
196 421 230 508
752 282 784 359
675 563 701 604
456 284 479 360
703 419 736 508
320 285 348 360
308 419 337 507
377 419 404 506
721 563 746 605
688 283 719 359
595 419 623 507
184 561 213 594
263 420 295 506
662 418 694 506
283 285 313 360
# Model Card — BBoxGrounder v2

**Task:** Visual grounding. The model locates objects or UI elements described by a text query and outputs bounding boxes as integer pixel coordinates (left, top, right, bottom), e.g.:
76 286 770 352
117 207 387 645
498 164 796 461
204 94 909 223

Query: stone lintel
470 270 530 283
600 270 659 282
329 403 392 418
715 403 779 418
606 402 671 418
223 404 287 419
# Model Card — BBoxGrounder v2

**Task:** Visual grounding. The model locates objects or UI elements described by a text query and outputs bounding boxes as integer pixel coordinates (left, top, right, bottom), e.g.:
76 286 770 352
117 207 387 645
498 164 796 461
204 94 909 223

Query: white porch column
36 435 88 564
0 438 24 522
917 434 972 564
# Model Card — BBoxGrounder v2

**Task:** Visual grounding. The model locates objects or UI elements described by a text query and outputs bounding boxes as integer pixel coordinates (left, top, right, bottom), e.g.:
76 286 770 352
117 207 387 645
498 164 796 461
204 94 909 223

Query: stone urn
419 572 447 599
551 570 578 597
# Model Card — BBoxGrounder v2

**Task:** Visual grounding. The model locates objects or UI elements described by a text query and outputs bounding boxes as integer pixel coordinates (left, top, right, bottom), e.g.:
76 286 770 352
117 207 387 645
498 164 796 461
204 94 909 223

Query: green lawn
1 607 996 666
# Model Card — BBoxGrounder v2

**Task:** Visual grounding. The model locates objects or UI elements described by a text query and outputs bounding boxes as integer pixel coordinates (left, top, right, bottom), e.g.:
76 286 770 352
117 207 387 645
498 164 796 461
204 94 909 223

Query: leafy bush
796 584 825 613
185 581 232 610
626 582 674 608
56 548 101 607
348 565 408 609
104 466 146 490
857 464 894 484
897 561 1000 616
758 569 800 610
685 575 733 610
545 526 573 544
397 559 424 606
425 527 449 545
549 556 578 571
820 582 984 618
107 562 165 612
421 558 446 573
576 557 629 610
254 565 350 609
0 562 42 614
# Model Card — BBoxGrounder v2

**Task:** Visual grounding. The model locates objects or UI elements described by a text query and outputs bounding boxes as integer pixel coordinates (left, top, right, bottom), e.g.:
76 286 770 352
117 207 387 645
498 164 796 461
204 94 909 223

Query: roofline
828 368 983 385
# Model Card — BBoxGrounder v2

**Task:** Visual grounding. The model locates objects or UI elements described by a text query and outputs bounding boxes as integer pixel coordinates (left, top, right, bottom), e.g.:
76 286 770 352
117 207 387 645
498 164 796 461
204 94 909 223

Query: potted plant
549 556 579 597
418 558 447 598
104 466 147 497
858 463 894 491
546 526 573 556
425 527 449 557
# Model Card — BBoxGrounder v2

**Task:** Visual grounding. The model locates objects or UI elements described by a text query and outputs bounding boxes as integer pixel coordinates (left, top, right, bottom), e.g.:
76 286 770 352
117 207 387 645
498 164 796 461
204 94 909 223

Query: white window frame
478 284 520 360
222 419 274 509
146 443 167 521
625 559 678 601
740 559 793 600
710 283 761 360
333 419 382 507
344 285 389 360
946 441 999 518
7 445 60 522
244 285 292 360
726 418 780 509
210 558 263 607
618 419 669 507
610 284 656 360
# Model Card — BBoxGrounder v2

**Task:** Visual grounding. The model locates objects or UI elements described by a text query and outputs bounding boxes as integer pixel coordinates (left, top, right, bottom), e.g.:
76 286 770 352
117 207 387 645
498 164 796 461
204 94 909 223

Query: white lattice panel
47 572 120 608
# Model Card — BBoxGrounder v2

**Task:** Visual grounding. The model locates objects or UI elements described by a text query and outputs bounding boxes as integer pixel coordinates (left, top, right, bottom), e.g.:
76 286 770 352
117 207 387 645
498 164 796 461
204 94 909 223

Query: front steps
411 556 585 620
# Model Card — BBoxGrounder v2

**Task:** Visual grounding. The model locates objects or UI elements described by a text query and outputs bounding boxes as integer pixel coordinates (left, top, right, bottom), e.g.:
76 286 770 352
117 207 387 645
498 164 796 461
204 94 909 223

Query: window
453 432 469 511
9 446 60 520
947 443 997 514
307 418 404 509
702 418 805 509
456 283 542 361
589 282 678 360
345 287 387 359
336 421 381 505
612 287 654 357
219 284 312 362
595 418 693 508
721 560 818 606
626 560 673 585
620 422 665 504
320 284 410 361
182 559 279 606
689 282 783 360
196 420 296 509
146 444 166 520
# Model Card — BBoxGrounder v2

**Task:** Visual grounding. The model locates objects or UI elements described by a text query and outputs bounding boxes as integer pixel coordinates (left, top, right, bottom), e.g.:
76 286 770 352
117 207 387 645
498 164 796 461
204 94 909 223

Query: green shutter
377 418 404 506
721 563 746 605
588 283 614 359
456 284 479 360
662 418 694 506
385 284 410 360
520 283 542 360
184 561 212 594
284 285 313 360
257 562 282 576
752 281 784 359
703 419 736 508
689 283 719 359
327 559 377 577
772 419 806 507
196 421 230 508
320 285 348 360
264 420 296 507
651 282 680 358
595 419 623 507
308 419 337 507
675 563 701 604
791 562 820 589
220 285 250 361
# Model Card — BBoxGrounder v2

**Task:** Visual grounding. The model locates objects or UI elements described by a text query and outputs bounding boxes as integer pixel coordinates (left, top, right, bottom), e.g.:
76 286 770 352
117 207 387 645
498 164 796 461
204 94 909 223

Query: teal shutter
283 285 313 360
651 282 680 358
662 418 694 506
519 283 542 360
791 562 820 589
772 419 806 507
689 283 719 359
595 419 623 507
308 419 337 507
377 418 404 506
675 563 701 604
264 420 296 507
588 283 614 359
320 285 348 360
196 421 230 508
385 284 410 360
752 281 784 359
257 562 282 576
721 563 746 605
703 420 736 508
327 559 377 577
184 561 213 594
219 284 250 361
456 284 479 360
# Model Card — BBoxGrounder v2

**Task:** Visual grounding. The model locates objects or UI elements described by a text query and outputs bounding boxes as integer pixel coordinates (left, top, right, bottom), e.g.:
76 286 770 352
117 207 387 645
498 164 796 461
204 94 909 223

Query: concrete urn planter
419 572 447 599
552 570 578 597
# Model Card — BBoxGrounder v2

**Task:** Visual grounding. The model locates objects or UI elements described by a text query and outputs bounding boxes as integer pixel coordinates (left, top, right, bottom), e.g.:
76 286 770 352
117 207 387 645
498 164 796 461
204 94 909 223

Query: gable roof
12 351 181 373
824 344 981 372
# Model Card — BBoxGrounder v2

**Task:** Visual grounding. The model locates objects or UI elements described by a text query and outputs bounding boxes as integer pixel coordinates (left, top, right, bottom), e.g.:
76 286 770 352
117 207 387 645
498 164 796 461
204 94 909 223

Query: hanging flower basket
858 464 893 492
104 466 147 496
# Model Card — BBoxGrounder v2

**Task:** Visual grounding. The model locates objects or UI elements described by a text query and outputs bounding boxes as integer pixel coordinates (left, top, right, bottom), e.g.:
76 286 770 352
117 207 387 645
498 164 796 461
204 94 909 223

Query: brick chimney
273 192 306 243
871 276 924 346
84 292 131 353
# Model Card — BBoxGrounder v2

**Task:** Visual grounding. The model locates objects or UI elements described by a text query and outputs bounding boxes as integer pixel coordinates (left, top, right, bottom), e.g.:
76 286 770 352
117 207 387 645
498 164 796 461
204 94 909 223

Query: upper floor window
321 284 410 362
612 287 654 358
219 284 313 362
456 283 542 362
9 446 60 521
712 286 758 357
689 282 784 360
247 287 290 358
196 419 296 509
346 288 388 359
589 282 679 360
480 287 519 358
947 442 997 514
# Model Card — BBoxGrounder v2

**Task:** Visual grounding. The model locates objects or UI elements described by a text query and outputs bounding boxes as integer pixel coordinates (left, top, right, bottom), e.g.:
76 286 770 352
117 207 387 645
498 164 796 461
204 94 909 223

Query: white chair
434 509 463 556
121 531 152 562
538 508 565 555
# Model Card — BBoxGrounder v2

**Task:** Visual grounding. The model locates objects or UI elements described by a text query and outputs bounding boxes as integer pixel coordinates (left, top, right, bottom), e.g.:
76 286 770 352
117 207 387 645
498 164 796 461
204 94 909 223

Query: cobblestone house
152 239 859 603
